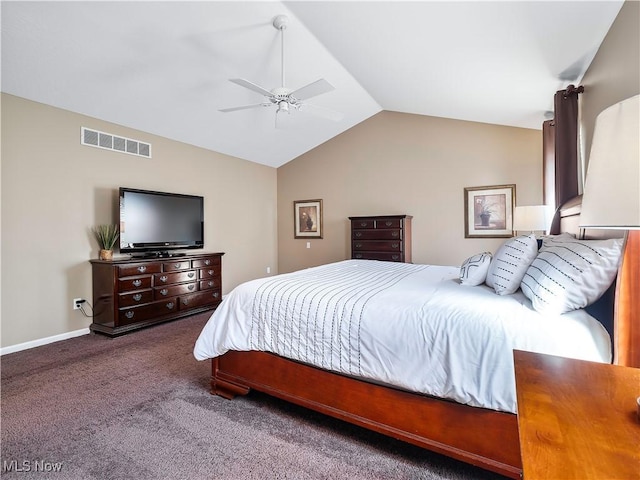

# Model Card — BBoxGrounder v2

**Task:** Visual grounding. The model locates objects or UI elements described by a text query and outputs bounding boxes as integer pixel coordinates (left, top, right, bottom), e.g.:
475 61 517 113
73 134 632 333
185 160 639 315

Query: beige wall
581 0 639 161
1 94 277 348
276 0 639 275
277 111 542 273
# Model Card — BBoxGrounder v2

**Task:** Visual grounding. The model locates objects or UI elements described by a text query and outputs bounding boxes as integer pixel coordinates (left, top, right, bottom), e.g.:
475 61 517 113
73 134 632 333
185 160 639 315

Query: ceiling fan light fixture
277 101 290 114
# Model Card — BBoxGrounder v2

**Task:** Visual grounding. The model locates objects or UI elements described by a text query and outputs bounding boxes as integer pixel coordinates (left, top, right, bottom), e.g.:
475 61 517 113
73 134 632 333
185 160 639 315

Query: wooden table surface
514 350 640 480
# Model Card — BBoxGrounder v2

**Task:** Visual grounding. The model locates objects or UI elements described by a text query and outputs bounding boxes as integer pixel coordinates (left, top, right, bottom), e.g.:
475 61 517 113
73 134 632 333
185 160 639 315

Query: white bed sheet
194 260 611 413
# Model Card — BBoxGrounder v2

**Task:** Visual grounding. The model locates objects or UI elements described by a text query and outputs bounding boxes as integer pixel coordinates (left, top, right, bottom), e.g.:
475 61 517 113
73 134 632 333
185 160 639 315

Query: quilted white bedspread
193 260 611 413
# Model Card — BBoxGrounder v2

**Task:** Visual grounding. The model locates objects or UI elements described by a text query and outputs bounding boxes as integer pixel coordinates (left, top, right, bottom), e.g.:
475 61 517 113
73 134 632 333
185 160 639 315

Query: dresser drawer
353 252 403 262
352 240 402 252
200 279 220 290
162 260 192 272
375 218 401 229
117 263 162 277
193 257 221 268
118 276 152 292
154 270 197 285
179 289 222 310
352 229 402 240
154 282 198 299
199 267 220 280
118 299 178 325
118 289 153 308
352 219 375 229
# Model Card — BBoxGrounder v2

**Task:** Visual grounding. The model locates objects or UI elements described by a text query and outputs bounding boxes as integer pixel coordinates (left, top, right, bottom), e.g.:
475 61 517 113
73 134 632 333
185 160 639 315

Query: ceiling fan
219 15 343 125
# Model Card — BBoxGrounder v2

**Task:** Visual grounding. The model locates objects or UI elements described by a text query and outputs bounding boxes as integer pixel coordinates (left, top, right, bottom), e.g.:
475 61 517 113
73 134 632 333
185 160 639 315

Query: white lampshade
513 205 552 233
580 94 640 229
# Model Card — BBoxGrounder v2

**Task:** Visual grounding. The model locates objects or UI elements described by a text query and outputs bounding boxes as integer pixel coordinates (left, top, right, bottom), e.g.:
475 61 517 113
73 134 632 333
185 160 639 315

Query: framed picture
294 199 323 239
464 184 515 238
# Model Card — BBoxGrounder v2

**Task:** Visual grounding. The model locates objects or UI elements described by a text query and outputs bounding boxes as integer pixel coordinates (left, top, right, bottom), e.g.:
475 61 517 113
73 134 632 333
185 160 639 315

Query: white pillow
459 252 493 286
521 236 623 314
486 234 539 295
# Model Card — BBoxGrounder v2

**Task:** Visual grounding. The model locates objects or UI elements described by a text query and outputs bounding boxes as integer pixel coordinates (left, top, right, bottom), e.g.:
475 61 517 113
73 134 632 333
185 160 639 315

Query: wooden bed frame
208 201 639 479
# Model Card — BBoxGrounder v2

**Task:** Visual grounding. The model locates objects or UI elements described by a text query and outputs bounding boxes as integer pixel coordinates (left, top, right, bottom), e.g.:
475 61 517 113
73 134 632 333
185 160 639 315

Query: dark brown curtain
546 85 583 234
542 119 556 208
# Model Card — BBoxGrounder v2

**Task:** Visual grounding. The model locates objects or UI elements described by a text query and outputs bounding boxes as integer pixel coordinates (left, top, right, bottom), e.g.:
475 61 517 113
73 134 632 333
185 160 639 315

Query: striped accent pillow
486 234 539 295
459 252 493 286
521 235 623 314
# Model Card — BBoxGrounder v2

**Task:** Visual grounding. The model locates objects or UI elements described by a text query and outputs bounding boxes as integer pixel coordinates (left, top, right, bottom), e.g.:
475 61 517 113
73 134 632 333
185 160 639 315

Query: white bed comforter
194 260 611 413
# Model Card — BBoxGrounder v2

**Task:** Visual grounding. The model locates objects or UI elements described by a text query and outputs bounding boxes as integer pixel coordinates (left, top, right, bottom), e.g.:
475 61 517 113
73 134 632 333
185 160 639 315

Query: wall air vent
81 127 152 158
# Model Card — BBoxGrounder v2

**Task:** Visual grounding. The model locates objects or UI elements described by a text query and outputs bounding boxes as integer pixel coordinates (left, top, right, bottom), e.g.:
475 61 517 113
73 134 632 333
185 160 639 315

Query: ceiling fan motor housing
272 15 288 30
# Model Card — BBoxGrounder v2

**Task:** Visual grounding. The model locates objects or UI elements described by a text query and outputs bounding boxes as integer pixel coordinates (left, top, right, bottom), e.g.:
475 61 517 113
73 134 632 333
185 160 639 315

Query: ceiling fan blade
290 79 335 101
299 103 344 122
229 78 273 97
219 103 270 113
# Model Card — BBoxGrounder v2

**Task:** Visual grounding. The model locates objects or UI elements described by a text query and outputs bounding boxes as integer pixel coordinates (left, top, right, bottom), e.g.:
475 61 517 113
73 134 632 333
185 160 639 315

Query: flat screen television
119 187 204 257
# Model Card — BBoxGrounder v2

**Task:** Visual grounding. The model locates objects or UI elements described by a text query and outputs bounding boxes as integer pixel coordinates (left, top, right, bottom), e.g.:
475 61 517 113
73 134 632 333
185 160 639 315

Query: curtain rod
562 84 585 98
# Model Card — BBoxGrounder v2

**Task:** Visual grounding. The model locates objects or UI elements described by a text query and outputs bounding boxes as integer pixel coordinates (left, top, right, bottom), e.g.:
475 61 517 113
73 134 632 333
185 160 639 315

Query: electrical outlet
266 267 271 274
73 298 85 310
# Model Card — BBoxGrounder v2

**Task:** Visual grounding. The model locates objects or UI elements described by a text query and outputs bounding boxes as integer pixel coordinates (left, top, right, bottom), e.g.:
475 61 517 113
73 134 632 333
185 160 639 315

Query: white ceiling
1 1 624 168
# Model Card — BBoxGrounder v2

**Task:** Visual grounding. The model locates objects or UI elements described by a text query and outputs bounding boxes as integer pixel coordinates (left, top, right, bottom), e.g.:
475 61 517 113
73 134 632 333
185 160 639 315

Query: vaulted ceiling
2 1 624 167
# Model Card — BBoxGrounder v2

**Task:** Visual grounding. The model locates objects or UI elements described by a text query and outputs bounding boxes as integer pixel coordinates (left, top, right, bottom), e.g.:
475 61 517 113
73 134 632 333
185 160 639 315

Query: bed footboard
211 351 522 479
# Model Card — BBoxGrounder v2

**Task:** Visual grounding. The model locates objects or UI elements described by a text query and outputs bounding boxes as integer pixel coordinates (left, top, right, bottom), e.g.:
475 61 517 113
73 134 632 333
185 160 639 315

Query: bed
193 200 638 479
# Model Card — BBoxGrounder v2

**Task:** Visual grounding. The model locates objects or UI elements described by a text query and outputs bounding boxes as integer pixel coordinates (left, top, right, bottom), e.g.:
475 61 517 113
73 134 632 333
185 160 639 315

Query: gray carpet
1 313 507 480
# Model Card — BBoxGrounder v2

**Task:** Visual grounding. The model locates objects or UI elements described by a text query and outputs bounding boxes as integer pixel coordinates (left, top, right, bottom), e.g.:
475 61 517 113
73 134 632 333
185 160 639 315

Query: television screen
119 188 204 255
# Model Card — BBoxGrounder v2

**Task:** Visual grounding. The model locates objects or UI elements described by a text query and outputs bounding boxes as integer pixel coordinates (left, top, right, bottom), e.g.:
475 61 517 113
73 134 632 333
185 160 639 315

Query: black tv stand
130 251 187 259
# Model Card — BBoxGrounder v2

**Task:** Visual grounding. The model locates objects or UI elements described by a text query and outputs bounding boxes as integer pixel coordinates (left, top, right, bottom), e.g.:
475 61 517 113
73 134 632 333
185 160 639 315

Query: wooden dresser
90 252 224 336
349 215 412 263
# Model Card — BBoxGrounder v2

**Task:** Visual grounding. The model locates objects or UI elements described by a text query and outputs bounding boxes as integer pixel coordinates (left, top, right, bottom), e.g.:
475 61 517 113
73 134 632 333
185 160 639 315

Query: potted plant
479 204 493 227
92 224 119 260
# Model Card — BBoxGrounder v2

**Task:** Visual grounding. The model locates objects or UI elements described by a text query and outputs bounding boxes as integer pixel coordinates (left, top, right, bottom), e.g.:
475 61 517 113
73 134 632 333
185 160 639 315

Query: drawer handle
182 298 189 306
391 243 399 248
355 254 363 259
359 222 367 227
174 263 182 269
355 232 362 237
391 231 399 237
125 311 134 319
132 279 142 287
208 281 214 288
392 255 400 261
160 289 168 296
188 272 195 278
205 259 211 265
355 243 362 248
160 275 168 283
385 221 393 227
133 294 142 302
166 302 174 309
207 269 214 276
188 284 195 291
137 266 146 273
212 292 219 298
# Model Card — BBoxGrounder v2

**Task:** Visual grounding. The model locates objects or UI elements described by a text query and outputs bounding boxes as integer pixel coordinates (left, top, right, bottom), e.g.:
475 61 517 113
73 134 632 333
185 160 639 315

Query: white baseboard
1 328 90 356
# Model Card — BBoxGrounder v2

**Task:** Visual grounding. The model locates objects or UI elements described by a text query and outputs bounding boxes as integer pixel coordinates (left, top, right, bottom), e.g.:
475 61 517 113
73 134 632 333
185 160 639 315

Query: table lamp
580 94 639 368
513 205 552 236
